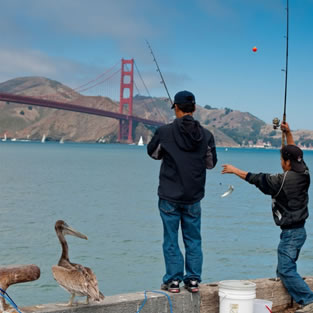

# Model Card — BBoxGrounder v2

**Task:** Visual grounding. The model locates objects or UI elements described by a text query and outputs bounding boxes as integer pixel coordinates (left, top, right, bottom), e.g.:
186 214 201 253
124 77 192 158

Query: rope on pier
136 290 173 313
0 288 23 313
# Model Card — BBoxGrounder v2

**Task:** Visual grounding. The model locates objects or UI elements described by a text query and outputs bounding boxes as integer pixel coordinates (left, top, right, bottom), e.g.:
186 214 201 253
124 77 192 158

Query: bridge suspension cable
132 61 166 121
134 61 151 98
73 61 120 92
77 68 121 93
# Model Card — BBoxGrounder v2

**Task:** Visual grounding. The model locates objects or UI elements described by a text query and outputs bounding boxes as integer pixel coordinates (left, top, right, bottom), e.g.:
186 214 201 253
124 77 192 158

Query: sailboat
41 134 46 143
138 136 144 146
20 134 30 142
59 137 64 144
2 133 7 142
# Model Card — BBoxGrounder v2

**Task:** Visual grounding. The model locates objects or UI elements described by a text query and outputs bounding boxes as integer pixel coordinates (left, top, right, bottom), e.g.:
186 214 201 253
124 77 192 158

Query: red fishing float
252 46 258 52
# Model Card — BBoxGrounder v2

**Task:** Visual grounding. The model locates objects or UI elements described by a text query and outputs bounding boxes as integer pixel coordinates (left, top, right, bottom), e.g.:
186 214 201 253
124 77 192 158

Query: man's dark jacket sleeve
206 133 217 169
147 128 163 160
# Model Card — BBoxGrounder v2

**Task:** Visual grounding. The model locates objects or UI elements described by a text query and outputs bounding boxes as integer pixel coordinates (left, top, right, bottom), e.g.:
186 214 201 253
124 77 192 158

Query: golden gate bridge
0 59 166 143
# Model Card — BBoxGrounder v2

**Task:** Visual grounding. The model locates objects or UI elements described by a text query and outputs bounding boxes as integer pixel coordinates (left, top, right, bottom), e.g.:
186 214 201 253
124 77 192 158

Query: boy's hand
281 122 290 133
222 164 248 180
221 164 238 174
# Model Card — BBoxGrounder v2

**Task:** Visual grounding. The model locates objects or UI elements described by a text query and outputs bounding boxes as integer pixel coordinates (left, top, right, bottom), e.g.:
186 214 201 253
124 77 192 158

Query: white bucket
219 280 256 313
254 299 273 313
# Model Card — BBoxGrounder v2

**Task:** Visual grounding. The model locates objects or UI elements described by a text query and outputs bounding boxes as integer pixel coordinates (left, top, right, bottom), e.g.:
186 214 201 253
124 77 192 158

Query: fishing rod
273 0 289 147
146 40 173 107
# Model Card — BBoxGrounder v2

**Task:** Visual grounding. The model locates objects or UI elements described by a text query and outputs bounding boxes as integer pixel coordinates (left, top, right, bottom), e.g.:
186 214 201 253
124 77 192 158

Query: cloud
1 0 162 39
0 47 109 87
0 45 189 100
0 50 57 76
0 0 175 69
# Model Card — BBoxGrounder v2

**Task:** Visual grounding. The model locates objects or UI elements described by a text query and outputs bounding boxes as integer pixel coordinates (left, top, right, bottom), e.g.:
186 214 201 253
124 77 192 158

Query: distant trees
204 105 217 110
224 108 233 115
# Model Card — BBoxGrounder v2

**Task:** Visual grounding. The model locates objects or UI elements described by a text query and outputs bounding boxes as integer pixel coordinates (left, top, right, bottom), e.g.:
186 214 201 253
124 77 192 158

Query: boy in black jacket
147 91 217 293
222 122 313 313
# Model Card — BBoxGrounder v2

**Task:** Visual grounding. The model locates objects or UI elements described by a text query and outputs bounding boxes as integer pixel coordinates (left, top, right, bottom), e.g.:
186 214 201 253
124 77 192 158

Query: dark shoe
184 280 199 293
296 303 313 313
161 280 180 293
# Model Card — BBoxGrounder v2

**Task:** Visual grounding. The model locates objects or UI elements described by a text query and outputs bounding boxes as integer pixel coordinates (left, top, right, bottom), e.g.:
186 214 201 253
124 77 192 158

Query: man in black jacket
147 90 217 293
222 122 313 313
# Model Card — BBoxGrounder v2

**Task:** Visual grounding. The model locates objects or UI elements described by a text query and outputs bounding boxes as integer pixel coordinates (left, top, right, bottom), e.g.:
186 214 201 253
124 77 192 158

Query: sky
0 0 313 130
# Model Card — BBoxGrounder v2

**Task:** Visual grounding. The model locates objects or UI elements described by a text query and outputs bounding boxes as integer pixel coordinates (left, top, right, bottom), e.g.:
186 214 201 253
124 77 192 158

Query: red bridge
0 59 166 143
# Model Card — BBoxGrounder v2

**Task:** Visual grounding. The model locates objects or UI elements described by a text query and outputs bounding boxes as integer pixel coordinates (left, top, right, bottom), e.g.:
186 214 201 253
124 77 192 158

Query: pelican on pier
52 220 104 306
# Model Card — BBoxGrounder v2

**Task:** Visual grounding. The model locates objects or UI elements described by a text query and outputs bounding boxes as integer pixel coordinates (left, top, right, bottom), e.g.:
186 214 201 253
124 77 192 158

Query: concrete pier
17 277 313 313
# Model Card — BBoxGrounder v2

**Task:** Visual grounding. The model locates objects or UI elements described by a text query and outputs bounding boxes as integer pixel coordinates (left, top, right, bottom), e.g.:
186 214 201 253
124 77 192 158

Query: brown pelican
52 220 104 306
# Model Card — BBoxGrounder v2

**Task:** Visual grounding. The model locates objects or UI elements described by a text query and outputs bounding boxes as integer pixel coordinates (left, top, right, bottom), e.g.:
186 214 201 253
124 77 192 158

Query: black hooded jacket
147 115 217 204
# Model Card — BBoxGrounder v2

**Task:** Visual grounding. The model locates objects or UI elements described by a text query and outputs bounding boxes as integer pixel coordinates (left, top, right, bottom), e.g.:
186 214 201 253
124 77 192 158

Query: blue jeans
277 227 313 305
158 198 202 284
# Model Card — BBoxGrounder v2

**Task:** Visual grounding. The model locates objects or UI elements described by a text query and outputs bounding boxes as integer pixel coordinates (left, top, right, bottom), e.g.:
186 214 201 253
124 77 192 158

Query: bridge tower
118 59 134 143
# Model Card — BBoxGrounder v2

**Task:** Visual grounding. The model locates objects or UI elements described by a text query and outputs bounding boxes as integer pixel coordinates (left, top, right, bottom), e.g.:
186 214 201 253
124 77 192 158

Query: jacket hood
173 115 204 151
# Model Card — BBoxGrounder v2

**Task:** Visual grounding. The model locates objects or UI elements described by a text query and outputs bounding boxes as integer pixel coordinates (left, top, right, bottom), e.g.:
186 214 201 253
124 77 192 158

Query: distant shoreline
1 140 313 151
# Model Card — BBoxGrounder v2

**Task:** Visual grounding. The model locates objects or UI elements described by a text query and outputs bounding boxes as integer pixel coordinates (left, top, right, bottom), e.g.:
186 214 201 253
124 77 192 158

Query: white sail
41 134 46 143
60 137 64 144
138 136 144 146
2 133 7 142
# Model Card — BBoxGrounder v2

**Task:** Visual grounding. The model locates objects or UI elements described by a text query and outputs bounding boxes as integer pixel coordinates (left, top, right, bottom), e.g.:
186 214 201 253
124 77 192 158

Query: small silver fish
221 185 234 198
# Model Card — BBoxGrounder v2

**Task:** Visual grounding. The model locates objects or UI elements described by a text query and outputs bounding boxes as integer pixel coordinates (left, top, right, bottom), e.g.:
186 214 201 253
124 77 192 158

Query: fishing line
0 288 23 313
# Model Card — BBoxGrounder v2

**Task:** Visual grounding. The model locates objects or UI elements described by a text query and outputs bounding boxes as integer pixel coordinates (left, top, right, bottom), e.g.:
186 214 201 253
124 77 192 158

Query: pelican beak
63 224 88 240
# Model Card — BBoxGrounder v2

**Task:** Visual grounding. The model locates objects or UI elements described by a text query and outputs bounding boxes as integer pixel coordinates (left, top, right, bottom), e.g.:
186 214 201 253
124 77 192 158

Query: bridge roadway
0 92 165 127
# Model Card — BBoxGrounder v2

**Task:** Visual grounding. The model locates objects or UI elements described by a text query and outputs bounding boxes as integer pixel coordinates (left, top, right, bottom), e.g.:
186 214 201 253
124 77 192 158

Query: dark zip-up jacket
147 115 217 204
245 168 310 229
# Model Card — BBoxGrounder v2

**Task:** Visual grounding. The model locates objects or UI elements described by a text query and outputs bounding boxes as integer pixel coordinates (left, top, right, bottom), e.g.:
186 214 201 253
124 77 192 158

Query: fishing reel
272 117 280 130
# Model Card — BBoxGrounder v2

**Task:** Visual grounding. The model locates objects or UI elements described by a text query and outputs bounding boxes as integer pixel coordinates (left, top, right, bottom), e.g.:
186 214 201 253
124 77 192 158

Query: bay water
1 142 313 307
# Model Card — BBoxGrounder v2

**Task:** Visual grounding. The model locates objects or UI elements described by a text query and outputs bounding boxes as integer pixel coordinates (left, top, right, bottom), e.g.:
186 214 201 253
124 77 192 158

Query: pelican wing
52 265 89 297
52 264 103 301
80 265 103 301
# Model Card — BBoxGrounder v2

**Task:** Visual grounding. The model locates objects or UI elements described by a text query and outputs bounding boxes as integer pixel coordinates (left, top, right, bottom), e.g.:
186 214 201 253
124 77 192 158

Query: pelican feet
56 294 90 307
76 297 89 305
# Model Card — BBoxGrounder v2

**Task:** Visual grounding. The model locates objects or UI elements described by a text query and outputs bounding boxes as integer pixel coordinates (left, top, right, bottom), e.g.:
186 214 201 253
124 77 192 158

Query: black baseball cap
281 145 306 173
171 90 196 112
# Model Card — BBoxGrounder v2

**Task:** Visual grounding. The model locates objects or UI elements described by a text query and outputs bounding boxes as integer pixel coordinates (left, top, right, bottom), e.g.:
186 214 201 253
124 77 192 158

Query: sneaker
296 303 313 313
161 280 180 293
184 280 199 293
